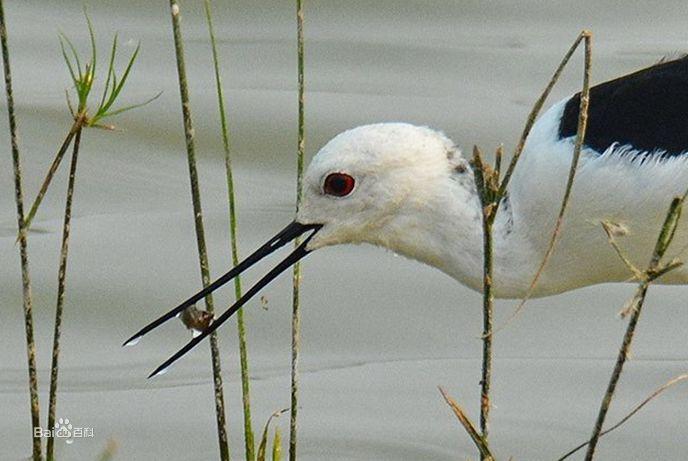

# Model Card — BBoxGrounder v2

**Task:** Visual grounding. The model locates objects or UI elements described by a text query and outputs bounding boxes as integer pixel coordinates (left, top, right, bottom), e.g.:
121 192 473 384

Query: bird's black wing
559 55 688 158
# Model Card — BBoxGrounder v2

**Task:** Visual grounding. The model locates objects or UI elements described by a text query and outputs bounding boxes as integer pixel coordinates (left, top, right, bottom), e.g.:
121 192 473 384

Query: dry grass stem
168 1 229 459
583 192 686 460
493 30 593 334
601 221 643 280
469 145 498 451
22 125 79 232
204 1 256 458
557 373 688 461
467 32 592 461
498 30 592 197
290 1 305 459
438 387 494 461
46 127 83 461
0 2 42 458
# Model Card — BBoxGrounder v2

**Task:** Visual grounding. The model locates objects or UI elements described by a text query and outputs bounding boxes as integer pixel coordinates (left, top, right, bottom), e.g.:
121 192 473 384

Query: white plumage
299 110 688 298
129 56 688 376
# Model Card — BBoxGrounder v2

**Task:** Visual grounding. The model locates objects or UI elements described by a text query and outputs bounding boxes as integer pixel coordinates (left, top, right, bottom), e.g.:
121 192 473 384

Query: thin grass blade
85 9 96 81
98 33 118 110
60 32 83 79
59 37 78 87
257 409 288 461
272 427 282 461
204 1 256 459
100 42 139 115
92 90 162 122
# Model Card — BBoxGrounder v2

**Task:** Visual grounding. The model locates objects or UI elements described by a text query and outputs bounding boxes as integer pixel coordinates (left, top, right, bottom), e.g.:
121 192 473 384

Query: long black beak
122 221 322 378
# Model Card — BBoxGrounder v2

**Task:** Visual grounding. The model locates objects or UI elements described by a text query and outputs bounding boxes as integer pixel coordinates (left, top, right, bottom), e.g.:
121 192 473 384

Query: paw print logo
54 418 74 444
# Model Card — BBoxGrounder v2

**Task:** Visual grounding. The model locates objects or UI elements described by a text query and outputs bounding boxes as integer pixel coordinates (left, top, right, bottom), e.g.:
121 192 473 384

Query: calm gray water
2 1 688 460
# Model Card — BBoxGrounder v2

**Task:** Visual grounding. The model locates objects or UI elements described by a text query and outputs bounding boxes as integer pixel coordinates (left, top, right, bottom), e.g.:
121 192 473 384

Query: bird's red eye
323 173 355 197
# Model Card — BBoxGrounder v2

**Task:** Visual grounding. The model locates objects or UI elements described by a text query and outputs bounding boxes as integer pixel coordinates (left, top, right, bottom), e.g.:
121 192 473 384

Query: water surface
2 1 688 459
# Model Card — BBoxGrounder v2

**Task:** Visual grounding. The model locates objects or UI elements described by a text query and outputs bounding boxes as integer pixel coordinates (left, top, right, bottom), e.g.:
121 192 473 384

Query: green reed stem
559 373 688 461
469 146 497 459
204 1 256 459
169 2 230 460
479 211 494 447
584 194 686 460
290 1 305 459
0 2 42 459
43 15 152 459
23 123 78 231
46 124 83 461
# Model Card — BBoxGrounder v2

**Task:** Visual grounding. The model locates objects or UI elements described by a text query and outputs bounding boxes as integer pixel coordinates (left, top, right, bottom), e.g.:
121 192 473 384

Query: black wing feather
559 56 688 158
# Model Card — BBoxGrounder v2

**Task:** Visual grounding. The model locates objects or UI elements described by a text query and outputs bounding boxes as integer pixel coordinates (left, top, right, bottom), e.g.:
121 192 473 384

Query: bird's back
560 55 688 158
502 57 688 296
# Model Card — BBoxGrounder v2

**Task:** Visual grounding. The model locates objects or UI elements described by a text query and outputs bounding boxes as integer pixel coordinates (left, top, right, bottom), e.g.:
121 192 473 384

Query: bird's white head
297 123 481 271
133 123 486 377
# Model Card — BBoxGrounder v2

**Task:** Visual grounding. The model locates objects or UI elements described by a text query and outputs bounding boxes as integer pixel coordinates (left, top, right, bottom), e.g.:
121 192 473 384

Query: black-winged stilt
125 55 688 378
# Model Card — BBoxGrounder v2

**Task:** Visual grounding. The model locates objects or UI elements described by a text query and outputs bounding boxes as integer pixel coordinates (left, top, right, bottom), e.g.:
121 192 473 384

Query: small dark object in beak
122 221 322 378
179 304 214 335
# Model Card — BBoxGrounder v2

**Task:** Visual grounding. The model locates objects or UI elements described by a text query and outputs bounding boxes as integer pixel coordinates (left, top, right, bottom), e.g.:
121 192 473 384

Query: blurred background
1 1 687 459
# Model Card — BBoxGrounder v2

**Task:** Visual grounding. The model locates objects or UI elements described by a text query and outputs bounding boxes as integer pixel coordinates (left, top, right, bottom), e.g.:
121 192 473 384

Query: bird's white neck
363 171 535 297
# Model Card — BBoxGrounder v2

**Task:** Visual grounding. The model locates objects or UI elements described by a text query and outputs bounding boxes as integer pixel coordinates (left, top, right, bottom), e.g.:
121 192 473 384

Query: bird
125 55 688 378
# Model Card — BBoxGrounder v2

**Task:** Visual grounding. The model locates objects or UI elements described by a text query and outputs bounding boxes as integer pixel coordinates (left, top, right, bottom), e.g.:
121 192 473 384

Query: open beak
122 221 322 378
